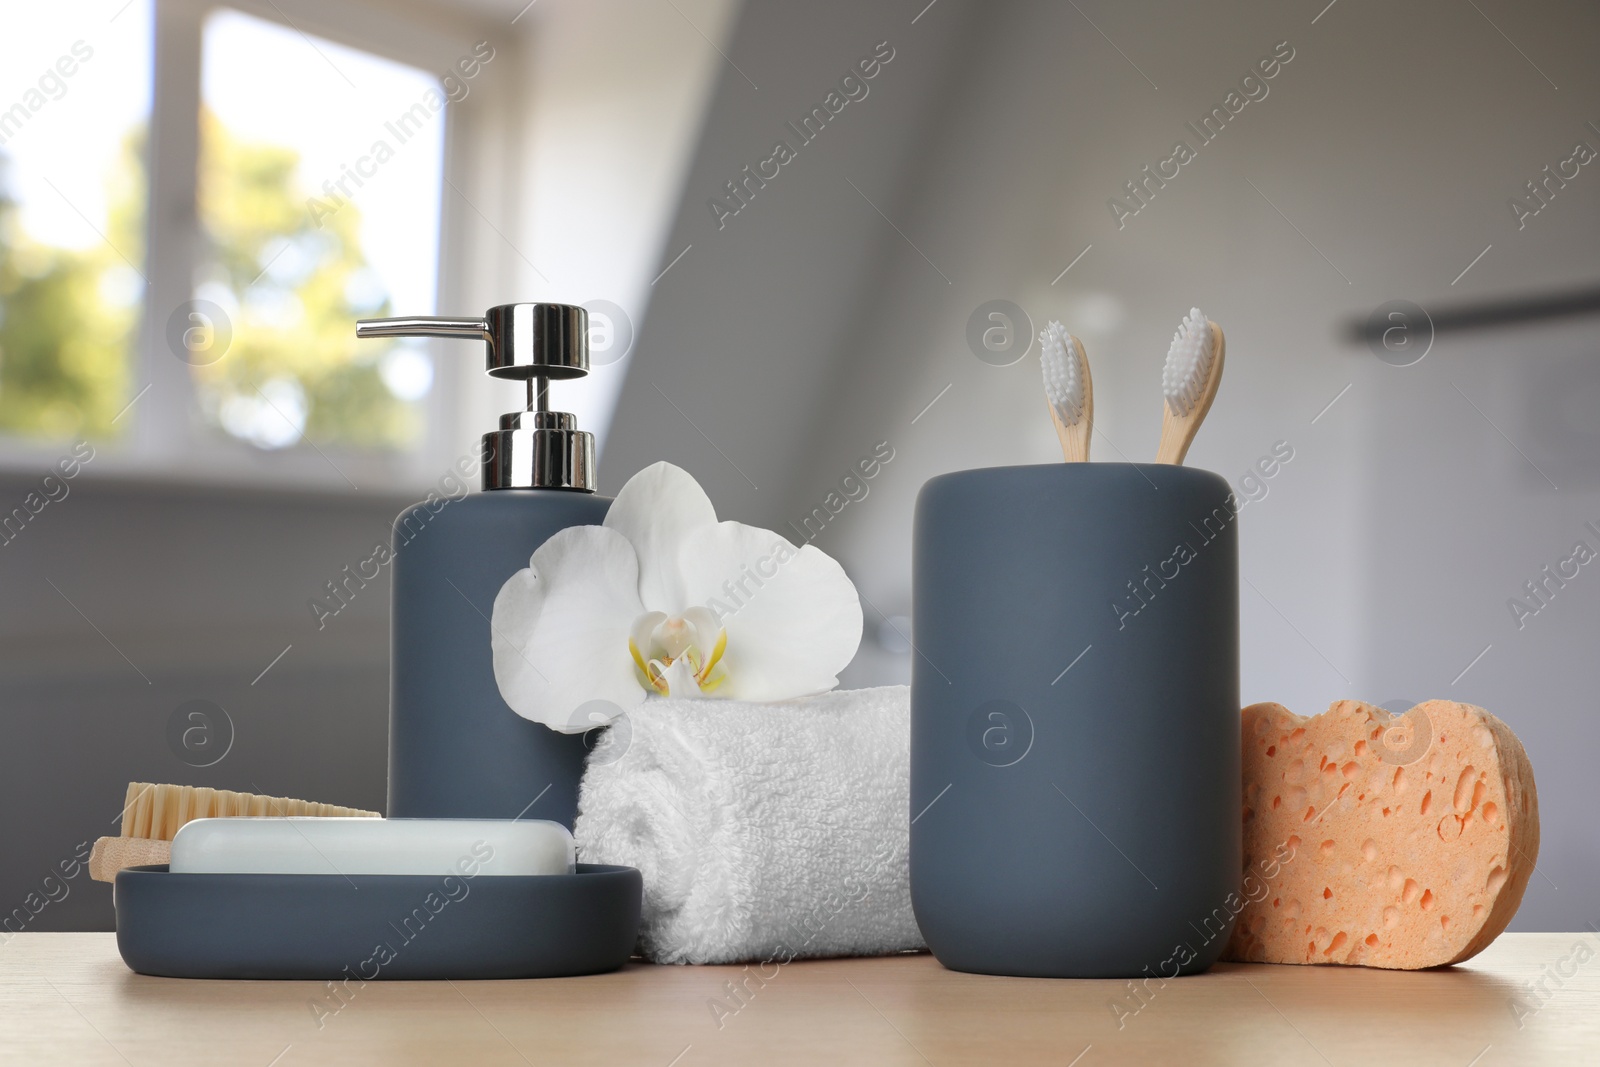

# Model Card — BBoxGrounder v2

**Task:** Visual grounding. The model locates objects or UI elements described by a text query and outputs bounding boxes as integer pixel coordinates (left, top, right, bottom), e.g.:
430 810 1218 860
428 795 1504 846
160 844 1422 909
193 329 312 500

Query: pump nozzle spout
356 302 595 491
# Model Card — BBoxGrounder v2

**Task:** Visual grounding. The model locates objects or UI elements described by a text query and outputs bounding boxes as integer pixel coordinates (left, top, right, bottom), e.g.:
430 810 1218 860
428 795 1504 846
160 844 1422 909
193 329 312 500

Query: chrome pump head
356 303 596 491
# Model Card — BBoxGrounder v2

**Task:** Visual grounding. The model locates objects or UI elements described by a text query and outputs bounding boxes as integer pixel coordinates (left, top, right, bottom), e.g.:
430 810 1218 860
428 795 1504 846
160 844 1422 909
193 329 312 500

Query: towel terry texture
573 685 924 965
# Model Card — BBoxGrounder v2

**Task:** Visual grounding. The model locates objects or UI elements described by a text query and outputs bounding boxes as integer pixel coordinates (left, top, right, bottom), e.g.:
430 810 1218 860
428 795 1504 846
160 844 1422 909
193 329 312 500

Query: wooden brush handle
88 837 171 882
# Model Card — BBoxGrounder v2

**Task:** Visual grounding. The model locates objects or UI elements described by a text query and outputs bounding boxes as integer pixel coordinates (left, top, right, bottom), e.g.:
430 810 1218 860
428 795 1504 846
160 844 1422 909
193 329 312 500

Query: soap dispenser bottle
356 303 612 827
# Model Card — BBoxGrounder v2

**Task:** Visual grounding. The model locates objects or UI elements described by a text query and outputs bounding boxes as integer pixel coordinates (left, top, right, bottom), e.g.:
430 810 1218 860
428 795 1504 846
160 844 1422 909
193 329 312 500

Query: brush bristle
1039 321 1083 426
1162 307 1213 418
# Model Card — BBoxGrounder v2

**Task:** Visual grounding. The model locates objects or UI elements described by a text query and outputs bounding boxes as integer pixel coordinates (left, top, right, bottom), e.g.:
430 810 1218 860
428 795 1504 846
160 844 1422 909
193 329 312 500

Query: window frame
0 0 515 493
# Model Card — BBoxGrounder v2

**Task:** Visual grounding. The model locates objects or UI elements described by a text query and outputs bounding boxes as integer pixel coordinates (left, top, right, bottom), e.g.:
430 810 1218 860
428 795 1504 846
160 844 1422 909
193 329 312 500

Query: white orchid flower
491 462 864 733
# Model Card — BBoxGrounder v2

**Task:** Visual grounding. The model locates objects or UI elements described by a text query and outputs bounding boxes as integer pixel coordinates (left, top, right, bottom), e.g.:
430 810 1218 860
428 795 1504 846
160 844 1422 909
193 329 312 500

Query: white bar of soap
169 818 574 877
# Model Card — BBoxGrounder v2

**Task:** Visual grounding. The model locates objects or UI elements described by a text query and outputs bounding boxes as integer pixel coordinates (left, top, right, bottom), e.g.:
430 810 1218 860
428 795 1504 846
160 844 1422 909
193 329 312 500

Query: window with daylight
0 3 151 442
0 0 497 490
195 9 443 452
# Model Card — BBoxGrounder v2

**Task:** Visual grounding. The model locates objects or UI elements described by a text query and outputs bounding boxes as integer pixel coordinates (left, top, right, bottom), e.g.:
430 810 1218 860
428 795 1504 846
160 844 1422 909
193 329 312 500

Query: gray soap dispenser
356 303 612 826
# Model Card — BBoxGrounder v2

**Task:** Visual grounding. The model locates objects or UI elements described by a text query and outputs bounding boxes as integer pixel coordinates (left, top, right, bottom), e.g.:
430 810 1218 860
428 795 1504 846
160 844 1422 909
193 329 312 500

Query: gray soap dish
115 863 641 980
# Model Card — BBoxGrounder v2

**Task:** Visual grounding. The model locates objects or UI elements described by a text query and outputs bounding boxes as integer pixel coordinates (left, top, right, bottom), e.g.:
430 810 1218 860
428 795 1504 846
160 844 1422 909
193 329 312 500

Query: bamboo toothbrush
1156 307 1225 465
1038 320 1093 462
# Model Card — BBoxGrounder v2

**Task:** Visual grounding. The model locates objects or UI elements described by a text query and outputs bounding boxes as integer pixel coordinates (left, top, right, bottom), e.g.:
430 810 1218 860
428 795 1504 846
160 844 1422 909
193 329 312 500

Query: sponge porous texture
1224 699 1538 969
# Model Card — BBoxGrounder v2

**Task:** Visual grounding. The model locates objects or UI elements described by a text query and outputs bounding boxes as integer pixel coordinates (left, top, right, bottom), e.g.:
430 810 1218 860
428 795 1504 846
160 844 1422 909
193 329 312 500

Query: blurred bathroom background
2 0 1595 932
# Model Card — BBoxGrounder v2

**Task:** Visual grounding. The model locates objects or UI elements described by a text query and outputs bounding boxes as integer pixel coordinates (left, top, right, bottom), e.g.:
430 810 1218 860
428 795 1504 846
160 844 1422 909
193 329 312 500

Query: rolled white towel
574 684 924 965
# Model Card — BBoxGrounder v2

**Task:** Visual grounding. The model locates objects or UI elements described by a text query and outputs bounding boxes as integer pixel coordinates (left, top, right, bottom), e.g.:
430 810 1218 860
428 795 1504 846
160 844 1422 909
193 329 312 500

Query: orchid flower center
628 607 727 697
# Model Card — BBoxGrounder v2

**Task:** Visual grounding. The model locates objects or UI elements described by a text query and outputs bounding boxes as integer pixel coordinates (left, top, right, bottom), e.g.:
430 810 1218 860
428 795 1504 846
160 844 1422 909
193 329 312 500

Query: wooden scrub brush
88 782 379 882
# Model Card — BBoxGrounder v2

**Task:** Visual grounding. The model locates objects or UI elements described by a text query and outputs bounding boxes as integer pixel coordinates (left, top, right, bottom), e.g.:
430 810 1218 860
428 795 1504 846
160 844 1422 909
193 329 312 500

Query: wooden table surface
1 933 1596 1065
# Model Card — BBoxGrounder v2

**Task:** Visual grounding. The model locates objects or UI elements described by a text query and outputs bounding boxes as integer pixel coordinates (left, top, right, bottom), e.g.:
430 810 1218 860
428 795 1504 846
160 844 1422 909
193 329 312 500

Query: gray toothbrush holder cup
910 463 1241 978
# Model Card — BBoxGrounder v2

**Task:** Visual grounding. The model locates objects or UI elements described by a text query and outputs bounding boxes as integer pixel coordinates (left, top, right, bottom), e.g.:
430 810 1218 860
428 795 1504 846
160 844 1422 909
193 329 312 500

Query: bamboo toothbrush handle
1049 333 1093 463
1156 322 1225 465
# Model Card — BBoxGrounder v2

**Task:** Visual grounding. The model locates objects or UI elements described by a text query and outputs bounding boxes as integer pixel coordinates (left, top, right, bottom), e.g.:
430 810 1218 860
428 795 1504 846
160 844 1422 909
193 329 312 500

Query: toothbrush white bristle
1038 320 1083 426
1162 307 1213 418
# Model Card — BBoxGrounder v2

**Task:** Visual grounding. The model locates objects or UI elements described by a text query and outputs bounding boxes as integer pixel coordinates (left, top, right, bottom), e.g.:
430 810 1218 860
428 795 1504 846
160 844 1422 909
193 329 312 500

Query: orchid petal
629 611 668 655
490 525 646 732
657 656 702 698
697 626 728 683
680 606 723 654
651 616 698 659
603 462 718 612
676 521 863 701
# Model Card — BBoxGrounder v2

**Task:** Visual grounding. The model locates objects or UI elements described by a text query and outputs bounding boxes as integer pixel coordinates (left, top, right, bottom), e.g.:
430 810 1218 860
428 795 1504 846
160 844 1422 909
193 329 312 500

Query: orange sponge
1223 699 1538 969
